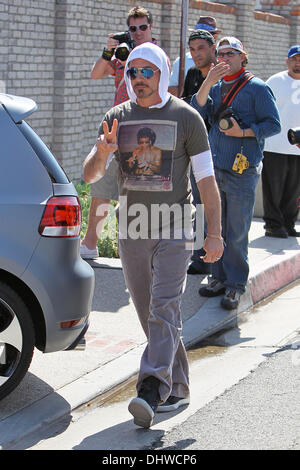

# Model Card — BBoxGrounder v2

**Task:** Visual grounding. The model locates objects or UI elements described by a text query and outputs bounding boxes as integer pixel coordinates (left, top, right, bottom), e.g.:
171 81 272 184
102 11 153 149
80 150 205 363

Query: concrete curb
1 247 299 449
184 246 300 349
249 246 300 304
0 346 144 449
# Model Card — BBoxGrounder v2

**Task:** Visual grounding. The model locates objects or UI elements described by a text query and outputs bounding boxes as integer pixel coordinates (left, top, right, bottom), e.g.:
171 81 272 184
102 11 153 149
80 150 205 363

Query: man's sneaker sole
221 290 242 310
157 396 190 413
80 245 99 259
80 254 99 260
199 285 225 297
265 231 288 239
128 397 154 428
221 297 239 310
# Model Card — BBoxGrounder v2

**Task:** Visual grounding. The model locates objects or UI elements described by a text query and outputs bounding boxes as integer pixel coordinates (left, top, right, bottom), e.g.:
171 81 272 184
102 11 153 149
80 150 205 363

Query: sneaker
221 289 242 310
157 395 190 413
199 279 225 297
128 376 160 428
287 228 300 237
265 227 288 239
80 244 99 259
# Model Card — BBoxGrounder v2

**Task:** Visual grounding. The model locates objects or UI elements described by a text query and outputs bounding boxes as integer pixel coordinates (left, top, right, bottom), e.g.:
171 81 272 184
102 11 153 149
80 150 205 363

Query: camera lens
115 43 130 61
288 129 296 145
287 128 300 146
219 117 233 130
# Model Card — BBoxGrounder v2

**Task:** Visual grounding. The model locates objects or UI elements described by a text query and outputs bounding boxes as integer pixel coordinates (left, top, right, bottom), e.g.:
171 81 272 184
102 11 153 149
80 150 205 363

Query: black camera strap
213 71 254 123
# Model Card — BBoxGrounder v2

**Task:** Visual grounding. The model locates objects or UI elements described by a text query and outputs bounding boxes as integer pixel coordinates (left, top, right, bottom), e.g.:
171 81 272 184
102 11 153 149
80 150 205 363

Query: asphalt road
151 345 300 451
9 282 300 451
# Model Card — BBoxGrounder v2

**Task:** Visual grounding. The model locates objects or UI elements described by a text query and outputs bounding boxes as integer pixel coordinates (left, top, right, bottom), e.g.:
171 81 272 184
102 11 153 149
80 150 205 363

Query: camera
287 127 300 145
112 31 136 61
218 107 242 131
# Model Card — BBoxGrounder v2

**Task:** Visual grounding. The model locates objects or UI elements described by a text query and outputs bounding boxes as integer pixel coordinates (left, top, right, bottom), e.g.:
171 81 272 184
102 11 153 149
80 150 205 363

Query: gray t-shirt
100 95 209 238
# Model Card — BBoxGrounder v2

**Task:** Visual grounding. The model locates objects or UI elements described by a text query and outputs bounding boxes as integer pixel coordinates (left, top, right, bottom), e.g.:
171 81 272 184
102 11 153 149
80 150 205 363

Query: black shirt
182 66 205 104
182 66 210 131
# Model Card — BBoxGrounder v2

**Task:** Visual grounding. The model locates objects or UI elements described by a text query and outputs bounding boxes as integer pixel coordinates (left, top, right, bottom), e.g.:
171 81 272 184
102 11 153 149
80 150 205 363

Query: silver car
0 93 94 400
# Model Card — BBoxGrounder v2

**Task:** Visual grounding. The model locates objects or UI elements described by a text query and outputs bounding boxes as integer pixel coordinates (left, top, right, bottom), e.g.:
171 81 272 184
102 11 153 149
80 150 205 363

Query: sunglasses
217 51 241 59
126 67 159 80
128 24 149 33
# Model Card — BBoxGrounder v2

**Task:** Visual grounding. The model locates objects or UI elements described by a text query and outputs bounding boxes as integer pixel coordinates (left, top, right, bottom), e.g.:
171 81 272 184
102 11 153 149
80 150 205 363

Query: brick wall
1 0 299 181
0 1 56 152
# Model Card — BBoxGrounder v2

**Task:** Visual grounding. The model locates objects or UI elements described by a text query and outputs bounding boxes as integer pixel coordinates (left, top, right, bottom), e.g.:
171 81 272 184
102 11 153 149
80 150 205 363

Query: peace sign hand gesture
96 118 118 157
83 118 118 184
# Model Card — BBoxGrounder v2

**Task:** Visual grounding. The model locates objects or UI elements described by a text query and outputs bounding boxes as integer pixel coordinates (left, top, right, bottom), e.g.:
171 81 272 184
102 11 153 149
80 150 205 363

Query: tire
0 282 35 401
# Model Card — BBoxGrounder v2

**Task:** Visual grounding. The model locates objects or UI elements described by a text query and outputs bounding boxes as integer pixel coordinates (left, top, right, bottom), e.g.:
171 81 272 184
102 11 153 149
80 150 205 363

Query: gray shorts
90 157 119 201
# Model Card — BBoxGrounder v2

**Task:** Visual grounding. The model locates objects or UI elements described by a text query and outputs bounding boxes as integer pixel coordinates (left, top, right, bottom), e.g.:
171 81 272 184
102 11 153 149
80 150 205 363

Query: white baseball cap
217 36 245 53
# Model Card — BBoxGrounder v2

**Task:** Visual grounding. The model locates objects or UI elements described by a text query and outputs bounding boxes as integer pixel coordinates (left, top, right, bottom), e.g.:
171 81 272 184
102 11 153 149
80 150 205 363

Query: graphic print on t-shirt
117 120 177 191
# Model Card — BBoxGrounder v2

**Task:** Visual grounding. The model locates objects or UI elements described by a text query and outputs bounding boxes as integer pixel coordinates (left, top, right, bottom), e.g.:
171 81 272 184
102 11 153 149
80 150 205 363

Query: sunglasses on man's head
128 24 149 33
126 67 159 80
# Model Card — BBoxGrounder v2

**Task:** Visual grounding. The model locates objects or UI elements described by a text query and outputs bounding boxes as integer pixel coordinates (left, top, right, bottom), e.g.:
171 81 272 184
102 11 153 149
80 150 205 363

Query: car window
18 121 70 184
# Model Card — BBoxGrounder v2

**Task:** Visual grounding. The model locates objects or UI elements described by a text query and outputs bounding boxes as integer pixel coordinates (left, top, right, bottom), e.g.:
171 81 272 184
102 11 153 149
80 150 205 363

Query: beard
133 82 154 98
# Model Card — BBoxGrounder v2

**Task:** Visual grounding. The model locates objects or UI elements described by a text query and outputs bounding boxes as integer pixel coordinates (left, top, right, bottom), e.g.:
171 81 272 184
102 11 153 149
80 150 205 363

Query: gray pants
119 237 192 403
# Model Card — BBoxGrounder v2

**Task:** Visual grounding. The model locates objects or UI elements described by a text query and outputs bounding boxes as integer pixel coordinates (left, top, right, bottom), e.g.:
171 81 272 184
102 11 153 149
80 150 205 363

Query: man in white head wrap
124 42 171 107
84 42 223 428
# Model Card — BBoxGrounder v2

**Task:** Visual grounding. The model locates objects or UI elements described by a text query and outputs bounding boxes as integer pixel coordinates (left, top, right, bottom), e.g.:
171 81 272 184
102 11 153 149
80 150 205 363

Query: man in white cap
83 42 223 428
262 45 300 238
191 36 281 311
168 16 222 97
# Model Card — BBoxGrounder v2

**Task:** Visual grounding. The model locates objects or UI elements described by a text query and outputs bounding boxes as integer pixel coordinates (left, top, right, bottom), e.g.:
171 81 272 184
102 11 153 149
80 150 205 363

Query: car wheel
0 282 35 400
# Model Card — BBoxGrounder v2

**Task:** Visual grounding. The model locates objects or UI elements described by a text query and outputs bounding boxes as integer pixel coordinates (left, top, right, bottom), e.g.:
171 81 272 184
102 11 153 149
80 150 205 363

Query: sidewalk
0 218 299 449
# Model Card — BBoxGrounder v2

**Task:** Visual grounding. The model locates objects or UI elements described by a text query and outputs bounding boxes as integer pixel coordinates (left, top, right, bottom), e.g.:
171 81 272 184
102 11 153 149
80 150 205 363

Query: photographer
80 6 157 260
91 6 155 106
262 45 300 239
191 36 281 310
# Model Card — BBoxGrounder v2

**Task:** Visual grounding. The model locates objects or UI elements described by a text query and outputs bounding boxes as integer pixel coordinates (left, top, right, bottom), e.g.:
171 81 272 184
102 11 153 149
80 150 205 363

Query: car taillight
39 196 81 237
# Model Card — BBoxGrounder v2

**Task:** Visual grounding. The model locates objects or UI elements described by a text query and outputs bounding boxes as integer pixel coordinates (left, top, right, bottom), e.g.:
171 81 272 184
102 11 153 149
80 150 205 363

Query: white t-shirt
264 70 300 155
169 52 195 87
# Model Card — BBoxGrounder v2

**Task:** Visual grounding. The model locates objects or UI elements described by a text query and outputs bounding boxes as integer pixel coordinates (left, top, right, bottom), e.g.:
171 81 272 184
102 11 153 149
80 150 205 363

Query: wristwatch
102 47 114 61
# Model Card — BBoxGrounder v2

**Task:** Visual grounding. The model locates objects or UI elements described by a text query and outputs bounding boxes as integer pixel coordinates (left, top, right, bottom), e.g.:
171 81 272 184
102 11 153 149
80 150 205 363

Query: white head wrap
124 42 170 108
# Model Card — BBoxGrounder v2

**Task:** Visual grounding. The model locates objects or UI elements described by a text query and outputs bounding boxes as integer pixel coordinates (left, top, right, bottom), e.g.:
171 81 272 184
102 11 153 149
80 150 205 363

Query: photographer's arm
91 35 118 79
219 83 281 140
220 119 255 138
196 62 230 106
91 58 113 79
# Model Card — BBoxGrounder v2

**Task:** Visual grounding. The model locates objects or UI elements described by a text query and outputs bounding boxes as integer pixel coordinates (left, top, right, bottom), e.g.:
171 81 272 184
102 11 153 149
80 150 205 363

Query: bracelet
102 47 114 61
206 234 223 241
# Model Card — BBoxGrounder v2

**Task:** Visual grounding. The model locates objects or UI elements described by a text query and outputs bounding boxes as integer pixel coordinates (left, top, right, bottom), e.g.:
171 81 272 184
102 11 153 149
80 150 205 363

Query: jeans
212 166 261 293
